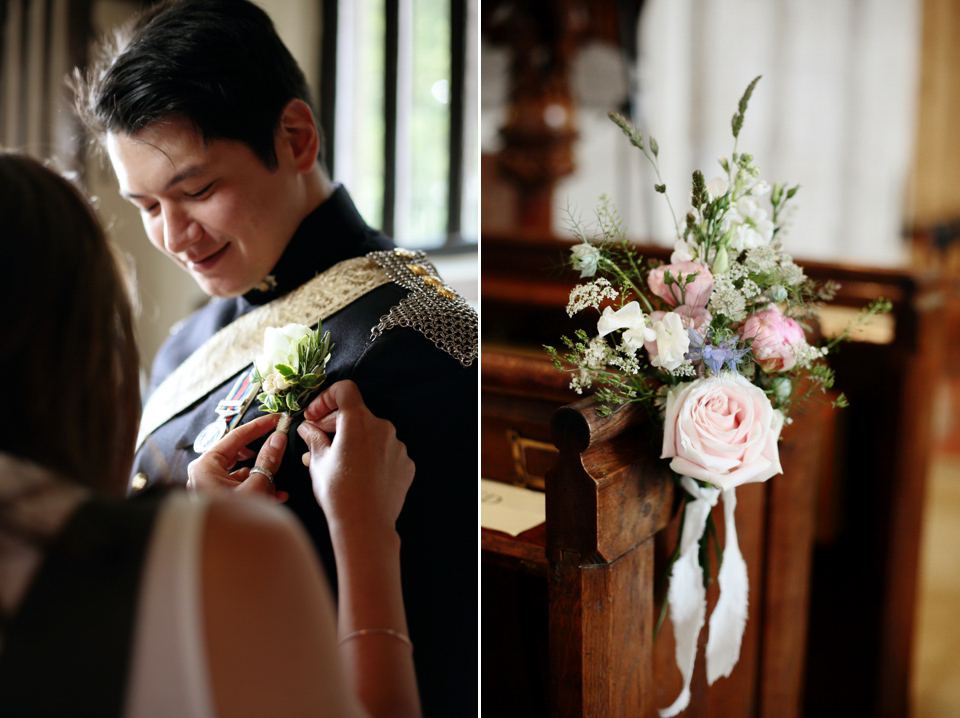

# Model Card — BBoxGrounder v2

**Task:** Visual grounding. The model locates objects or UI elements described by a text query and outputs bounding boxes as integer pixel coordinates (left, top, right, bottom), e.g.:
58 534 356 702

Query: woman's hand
187 413 289 501
296 380 414 532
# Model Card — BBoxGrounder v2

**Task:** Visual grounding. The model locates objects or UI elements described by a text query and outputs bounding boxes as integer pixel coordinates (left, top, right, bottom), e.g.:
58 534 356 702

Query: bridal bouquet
545 77 888 716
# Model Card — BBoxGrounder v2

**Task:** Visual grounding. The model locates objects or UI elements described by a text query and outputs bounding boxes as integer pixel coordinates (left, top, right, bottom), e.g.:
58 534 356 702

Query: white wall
481 0 923 268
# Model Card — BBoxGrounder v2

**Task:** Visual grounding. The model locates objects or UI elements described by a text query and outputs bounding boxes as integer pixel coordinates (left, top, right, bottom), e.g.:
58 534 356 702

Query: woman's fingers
303 380 361 422
238 429 288 496
296 420 332 458
316 410 338 434
204 414 281 467
187 414 283 496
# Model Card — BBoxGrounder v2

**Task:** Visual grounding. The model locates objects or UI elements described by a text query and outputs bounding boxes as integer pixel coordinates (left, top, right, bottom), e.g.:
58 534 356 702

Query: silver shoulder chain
367 249 478 367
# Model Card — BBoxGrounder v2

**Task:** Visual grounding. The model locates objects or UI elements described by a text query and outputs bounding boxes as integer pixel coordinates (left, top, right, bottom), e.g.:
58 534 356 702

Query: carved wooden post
483 0 586 231
546 399 674 717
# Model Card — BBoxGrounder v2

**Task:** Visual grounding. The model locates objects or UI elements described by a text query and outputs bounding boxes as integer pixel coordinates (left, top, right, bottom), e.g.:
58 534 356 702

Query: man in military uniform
74 1 477 714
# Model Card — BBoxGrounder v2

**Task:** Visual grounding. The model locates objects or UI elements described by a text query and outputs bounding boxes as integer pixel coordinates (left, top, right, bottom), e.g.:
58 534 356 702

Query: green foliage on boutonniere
253 321 333 415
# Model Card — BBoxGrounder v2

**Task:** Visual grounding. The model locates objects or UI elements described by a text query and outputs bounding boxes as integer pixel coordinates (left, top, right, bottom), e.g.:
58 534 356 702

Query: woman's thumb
297 419 331 455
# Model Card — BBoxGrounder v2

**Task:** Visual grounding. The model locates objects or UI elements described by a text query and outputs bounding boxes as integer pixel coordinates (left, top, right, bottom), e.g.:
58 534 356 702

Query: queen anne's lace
566 277 619 316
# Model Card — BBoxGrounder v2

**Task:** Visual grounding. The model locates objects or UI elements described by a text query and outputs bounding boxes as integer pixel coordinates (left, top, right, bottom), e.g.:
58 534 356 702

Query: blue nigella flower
686 328 750 374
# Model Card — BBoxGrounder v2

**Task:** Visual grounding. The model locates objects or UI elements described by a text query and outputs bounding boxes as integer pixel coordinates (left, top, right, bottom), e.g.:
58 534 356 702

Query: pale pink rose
662 373 784 490
741 306 807 372
647 261 713 308
644 305 711 365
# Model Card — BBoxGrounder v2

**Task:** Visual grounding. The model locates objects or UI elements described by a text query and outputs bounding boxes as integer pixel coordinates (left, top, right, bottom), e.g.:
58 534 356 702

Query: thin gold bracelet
339 628 413 648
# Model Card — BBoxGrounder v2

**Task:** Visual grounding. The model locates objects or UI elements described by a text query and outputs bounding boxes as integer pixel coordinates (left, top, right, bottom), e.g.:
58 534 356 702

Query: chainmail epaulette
367 249 478 367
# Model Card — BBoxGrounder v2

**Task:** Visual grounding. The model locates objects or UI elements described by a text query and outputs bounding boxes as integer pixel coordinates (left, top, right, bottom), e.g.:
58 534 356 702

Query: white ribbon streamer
658 477 719 718
706 488 748 684
658 478 748 717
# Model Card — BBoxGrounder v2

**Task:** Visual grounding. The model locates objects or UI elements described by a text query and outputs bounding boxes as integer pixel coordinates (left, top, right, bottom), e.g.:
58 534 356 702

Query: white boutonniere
253 322 333 429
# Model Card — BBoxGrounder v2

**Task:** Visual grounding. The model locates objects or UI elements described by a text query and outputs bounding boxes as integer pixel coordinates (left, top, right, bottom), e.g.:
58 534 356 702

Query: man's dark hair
74 0 319 169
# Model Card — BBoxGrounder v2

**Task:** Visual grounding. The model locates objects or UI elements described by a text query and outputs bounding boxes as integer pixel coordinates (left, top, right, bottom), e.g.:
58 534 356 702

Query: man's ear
277 99 320 174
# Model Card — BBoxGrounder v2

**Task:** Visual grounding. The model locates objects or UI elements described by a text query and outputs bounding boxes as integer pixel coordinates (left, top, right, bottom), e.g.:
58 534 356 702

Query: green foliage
825 297 893 350
731 75 762 140
257 320 335 418
609 111 645 151
258 393 279 413
691 170 706 209
299 373 321 389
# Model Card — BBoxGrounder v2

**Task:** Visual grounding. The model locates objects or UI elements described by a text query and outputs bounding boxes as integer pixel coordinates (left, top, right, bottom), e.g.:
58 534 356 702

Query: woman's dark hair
74 0 318 170
0 154 140 494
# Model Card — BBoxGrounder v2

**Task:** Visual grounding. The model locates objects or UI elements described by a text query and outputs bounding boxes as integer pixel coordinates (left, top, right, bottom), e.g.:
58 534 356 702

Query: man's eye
186 182 214 198
142 203 160 215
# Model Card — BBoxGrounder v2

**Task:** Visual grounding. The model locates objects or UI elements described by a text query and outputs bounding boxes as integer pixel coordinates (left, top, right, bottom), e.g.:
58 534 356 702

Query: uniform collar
241 185 390 306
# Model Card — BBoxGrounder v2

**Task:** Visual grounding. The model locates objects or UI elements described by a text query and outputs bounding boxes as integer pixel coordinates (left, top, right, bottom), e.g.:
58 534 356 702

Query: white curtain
0 0 81 170
555 0 922 267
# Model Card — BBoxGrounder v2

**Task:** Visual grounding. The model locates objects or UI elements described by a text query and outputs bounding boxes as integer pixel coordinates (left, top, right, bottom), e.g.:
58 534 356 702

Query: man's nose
162 205 202 253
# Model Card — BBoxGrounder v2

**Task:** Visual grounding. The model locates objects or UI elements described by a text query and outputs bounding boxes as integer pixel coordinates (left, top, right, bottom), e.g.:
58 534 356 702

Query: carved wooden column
483 1 644 232
483 0 588 231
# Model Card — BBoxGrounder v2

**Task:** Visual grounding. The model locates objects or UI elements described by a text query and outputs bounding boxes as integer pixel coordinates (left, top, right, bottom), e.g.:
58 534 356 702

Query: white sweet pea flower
735 196 764 222
735 197 773 237
571 242 601 277
623 324 657 353
727 196 774 250
650 312 690 371
729 224 765 251
751 180 771 196
597 301 646 337
757 217 774 240
670 239 697 264
706 176 729 201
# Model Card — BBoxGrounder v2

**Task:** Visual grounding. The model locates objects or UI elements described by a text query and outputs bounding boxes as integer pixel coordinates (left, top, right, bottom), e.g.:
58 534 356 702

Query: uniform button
131 472 148 492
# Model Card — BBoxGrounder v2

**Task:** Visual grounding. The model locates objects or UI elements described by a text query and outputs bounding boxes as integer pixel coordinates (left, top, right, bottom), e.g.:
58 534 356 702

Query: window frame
319 0 476 254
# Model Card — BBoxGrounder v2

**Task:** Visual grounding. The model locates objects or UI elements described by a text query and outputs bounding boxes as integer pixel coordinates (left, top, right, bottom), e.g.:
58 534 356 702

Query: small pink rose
644 305 711 364
741 306 807 372
647 261 714 308
662 373 784 490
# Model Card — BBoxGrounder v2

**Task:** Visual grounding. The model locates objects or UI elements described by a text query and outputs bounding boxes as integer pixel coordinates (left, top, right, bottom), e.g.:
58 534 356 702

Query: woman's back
0 454 364 717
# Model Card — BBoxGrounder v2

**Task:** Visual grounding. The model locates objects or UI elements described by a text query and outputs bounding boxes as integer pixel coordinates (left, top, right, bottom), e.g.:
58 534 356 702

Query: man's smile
187 242 231 271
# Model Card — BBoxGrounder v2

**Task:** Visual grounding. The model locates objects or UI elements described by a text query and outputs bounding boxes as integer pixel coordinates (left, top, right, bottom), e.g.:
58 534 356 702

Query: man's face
107 118 302 298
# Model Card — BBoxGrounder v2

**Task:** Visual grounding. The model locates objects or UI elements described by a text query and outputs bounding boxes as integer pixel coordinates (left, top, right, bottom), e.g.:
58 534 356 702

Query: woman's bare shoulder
200 496 364 718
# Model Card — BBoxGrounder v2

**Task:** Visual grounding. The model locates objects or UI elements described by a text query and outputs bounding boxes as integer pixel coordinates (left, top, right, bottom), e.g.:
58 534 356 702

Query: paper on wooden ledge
481 478 546 536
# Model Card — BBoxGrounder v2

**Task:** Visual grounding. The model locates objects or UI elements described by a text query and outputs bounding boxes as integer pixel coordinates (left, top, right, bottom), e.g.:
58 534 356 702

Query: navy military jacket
130 187 478 716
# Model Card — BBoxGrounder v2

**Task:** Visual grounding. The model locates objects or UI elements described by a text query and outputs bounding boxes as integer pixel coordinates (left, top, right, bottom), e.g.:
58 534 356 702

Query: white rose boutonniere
253 321 333 427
